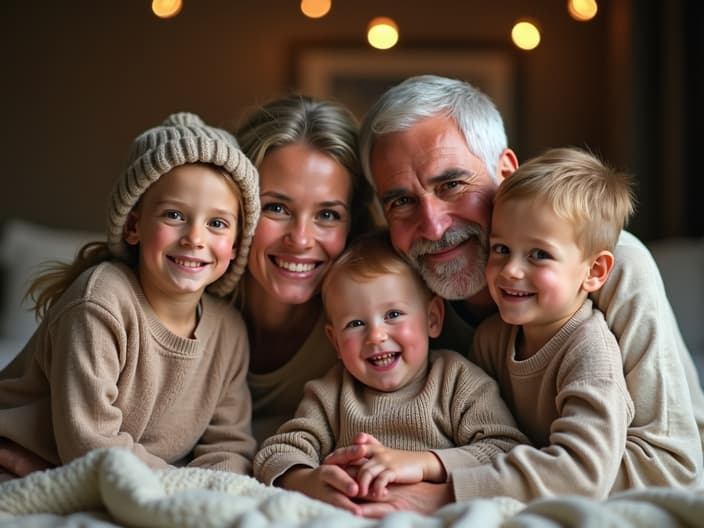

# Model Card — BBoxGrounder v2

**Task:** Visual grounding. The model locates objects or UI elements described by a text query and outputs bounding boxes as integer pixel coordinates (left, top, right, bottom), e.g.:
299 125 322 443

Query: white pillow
0 219 103 344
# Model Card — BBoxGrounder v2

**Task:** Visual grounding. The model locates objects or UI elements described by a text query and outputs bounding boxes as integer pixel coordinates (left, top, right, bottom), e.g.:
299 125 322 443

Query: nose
501 256 524 279
366 324 388 345
284 218 313 249
417 195 453 241
181 223 205 248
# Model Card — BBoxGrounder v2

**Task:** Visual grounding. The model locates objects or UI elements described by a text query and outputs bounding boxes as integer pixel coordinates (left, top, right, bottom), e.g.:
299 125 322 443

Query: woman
235 95 379 444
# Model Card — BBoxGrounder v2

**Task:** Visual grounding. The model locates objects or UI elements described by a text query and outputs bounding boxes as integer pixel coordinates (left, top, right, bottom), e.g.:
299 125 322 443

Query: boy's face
324 270 443 392
125 164 239 308
486 197 593 341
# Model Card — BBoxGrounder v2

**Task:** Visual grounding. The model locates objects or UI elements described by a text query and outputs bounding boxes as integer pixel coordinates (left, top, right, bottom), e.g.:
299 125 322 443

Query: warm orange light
367 17 399 50
300 0 331 19
511 20 541 51
152 0 182 18
567 0 598 21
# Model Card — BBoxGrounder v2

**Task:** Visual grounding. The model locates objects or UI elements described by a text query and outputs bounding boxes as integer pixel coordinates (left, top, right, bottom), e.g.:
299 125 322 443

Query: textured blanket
0 448 702 527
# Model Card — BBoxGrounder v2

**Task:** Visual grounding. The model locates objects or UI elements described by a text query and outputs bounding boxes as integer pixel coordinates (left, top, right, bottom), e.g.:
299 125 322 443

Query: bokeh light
152 0 182 18
300 0 332 19
367 17 399 50
511 20 541 51
567 0 598 22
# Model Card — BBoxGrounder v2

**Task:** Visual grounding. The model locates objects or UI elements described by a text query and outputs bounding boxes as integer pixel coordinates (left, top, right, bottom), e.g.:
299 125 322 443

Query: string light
301 0 332 19
152 0 182 18
511 19 541 51
367 17 399 50
567 0 598 22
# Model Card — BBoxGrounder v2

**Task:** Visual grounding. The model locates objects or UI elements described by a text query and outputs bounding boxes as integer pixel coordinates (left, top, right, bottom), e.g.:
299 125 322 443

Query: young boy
468 146 636 499
253 230 528 514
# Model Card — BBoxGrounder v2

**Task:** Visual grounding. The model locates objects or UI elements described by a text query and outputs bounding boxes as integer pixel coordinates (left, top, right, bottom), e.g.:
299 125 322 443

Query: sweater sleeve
452 322 634 502
592 231 703 488
188 309 256 475
253 366 342 485
46 300 171 469
429 353 529 476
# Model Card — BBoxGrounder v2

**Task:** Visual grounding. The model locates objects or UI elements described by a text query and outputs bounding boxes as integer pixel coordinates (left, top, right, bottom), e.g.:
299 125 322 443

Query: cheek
212 235 237 260
320 226 349 259
388 221 413 254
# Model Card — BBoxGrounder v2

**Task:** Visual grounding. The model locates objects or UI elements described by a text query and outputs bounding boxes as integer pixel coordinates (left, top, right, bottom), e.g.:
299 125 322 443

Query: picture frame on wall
293 43 518 142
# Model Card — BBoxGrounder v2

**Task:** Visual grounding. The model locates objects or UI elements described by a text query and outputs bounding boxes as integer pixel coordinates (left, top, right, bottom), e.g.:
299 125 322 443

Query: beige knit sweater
254 349 529 485
247 315 339 446
448 231 704 501
0 262 255 474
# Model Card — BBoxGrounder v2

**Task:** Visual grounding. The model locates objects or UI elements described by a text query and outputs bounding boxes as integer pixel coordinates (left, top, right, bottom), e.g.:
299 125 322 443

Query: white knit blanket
0 448 702 527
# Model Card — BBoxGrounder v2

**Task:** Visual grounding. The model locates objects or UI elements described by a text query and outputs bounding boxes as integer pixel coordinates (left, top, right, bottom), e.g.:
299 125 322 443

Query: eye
491 243 509 255
528 248 552 260
344 319 365 329
318 209 342 222
385 310 402 320
165 210 184 221
208 218 229 229
389 196 413 209
262 202 287 215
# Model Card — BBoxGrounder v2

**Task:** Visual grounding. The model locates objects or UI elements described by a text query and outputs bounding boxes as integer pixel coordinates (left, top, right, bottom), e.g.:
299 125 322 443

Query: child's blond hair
321 230 433 318
494 147 635 255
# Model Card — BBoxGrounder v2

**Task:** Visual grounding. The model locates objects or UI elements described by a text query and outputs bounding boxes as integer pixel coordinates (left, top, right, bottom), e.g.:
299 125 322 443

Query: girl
235 95 379 444
0 112 260 478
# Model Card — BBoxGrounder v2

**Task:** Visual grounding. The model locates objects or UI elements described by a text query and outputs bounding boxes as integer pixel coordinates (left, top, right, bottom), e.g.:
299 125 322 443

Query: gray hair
359 75 508 187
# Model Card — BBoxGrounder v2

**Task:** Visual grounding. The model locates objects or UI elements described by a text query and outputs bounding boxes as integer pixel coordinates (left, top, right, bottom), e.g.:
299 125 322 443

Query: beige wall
1 0 684 240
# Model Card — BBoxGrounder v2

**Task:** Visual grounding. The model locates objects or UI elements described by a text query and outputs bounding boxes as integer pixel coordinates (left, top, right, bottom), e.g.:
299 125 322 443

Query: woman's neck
243 279 323 374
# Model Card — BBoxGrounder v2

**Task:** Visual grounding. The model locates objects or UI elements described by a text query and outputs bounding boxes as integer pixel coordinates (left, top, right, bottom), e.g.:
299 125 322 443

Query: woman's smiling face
247 142 352 305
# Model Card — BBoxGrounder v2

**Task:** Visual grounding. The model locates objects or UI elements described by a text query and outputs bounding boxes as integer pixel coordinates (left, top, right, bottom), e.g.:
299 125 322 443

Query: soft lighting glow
511 20 541 51
567 0 598 21
152 0 182 18
300 0 331 19
367 17 399 50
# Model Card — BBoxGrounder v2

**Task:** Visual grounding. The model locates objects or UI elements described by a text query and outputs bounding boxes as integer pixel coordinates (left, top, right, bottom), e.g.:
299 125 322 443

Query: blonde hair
494 147 636 255
321 230 432 317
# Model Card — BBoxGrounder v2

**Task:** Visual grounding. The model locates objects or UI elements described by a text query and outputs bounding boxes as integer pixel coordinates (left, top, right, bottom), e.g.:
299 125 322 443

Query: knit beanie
107 112 260 297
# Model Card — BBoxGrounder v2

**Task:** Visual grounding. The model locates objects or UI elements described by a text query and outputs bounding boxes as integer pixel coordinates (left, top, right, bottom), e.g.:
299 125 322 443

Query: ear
124 211 140 246
427 295 445 338
230 239 238 261
324 323 342 357
582 250 614 293
496 148 519 186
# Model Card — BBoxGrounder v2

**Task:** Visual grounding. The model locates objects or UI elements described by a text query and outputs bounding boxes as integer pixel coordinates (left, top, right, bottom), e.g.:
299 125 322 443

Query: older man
327 74 704 516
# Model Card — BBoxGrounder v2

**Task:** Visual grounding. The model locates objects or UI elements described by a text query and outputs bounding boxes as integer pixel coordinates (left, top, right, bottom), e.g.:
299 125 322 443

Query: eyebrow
380 167 473 205
260 191 349 209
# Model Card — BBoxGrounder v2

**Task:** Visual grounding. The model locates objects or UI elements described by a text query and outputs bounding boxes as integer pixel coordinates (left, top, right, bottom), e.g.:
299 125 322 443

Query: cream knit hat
107 112 260 297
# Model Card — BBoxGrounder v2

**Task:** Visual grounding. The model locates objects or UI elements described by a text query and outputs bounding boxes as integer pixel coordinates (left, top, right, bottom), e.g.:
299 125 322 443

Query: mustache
408 224 484 258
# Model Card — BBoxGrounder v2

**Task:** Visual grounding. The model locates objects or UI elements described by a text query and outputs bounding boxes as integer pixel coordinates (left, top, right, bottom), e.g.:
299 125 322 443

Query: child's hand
278 465 362 515
354 445 442 498
325 433 445 498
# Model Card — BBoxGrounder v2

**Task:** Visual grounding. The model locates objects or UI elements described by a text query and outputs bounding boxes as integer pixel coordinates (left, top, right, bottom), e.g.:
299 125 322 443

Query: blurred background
1 0 701 242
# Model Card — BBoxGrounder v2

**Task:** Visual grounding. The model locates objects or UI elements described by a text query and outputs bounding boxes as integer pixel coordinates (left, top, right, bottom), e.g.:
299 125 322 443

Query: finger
324 445 366 466
370 469 395 498
327 492 363 516
354 432 382 446
356 462 386 497
356 501 397 518
320 466 359 497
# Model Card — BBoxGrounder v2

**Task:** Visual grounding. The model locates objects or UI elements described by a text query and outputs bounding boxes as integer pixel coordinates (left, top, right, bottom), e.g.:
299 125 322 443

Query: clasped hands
278 432 446 517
